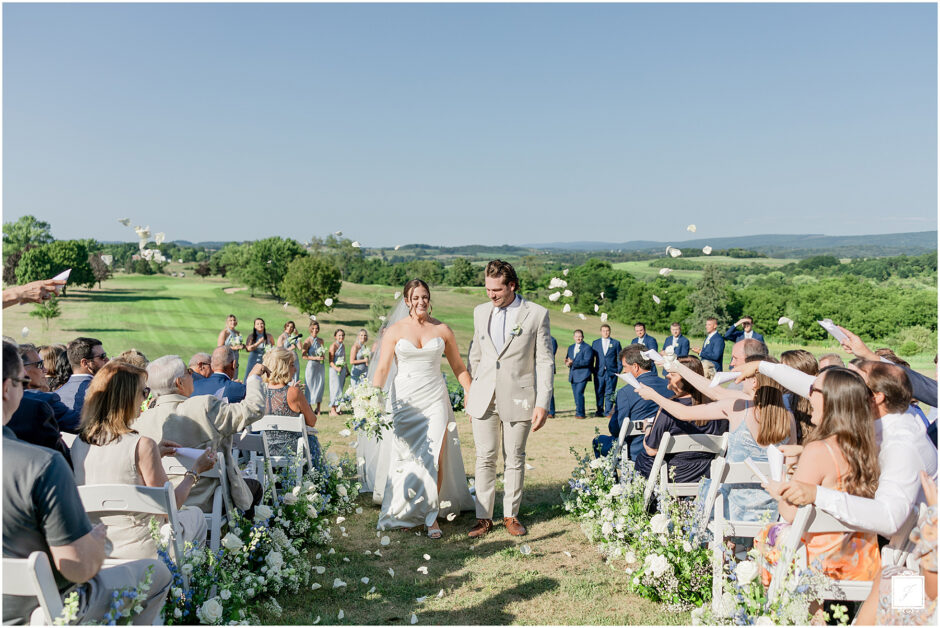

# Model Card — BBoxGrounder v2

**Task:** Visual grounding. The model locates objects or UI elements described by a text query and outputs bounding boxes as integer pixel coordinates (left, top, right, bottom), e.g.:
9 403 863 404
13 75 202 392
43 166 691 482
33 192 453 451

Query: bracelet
184 470 199 485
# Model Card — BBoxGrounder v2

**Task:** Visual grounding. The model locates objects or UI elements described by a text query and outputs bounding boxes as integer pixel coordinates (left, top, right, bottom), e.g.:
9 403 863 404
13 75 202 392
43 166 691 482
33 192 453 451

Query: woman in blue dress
348 328 372 385
277 320 303 383
328 328 347 416
301 320 326 414
217 314 244 379
245 318 274 376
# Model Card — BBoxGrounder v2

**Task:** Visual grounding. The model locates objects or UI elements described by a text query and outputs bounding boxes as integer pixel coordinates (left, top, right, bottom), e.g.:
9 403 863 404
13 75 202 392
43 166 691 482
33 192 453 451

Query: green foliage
88 253 111 288
281 255 342 315
447 257 482 286
684 266 735 330
242 237 307 298
29 297 61 330
2 215 53 260
16 240 95 293
898 341 920 357
366 301 390 335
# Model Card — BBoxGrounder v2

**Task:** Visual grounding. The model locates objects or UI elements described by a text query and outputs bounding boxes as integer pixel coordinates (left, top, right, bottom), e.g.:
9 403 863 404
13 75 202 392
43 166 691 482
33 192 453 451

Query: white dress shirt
703 331 717 347
489 294 522 353
743 330 753 339
573 342 582 356
602 338 610 355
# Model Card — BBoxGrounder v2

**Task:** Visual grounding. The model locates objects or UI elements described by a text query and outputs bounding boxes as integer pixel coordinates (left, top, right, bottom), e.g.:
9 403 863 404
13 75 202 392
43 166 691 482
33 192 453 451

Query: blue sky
3 3 937 247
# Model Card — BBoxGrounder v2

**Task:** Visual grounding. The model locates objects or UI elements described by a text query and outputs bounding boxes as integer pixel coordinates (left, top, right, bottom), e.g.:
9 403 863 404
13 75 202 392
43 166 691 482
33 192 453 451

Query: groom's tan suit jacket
466 297 554 420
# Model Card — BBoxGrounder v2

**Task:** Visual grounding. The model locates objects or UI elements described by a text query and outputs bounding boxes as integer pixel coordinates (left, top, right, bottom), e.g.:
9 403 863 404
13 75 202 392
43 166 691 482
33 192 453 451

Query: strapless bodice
394 337 445 381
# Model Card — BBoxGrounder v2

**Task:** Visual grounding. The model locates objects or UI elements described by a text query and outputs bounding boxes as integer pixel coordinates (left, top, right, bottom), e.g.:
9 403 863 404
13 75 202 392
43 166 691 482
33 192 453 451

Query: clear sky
2 3 937 247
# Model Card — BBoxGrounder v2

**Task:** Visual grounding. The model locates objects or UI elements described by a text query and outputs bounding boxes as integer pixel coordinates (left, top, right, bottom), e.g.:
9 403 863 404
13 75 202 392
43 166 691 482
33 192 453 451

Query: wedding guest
70 361 211 559
723 316 765 343
565 329 595 420
114 348 149 370
873 349 932 430
549 335 558 418
188 352 213 380
757 367 880 586
779 349 818 442
637 355 796 522
8 344 78 455
766 360 937 538
302 321 326 413
663 322 690 358
328 329 348 416
594 345 673 460
634 356 728 483
2 341 172 625
39 344 71 391
136 356 267 519
729 338 769 370
57 337 109 416
217 314 245 379
244 318 274 376
261 348 322 466
191 346 246 403
276 321 302 382
817 353 845 369
18 343 80 428
855 470 936 625
349 329 372 385
693 317 725 372
1 278 66 308
591 324 622 417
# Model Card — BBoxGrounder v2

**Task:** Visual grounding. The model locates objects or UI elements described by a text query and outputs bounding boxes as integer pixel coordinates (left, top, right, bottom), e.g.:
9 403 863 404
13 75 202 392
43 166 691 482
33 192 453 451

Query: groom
466 260 554 537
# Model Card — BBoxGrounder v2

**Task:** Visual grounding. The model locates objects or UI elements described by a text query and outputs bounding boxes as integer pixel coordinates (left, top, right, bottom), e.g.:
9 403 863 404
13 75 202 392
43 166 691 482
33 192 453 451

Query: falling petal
394 291 402 299
564 551 572 558
154 232 166 245
357 457 366 466
283 302 289 309
380 535 390 546
669 248 682 258
309 314 317 321
440 500 451 508
379 315 387 322
335 231 343 236
520 545 532 555
407 488 416 499
315 566 326 574
600 291 605 299
266 259 273 265
356 506 363 514
394 245 401 250
562 304 571 313
351 241 361 248
368 586 376 594
313 617 321 625
548 291 561 302
118 218 131 226
687 224 697 233
447 422 456 432
411 613 418 624
388 568 395 577
578 313 586 320
659 268 673 276
324 298 334 307
21 327 29 337
416 596 427 603
414 496 425 504
339 429 351 437
417 566 428 574
423 554 431 561
703 246 713 255
364 550 372 556
525 463 534 470
562 268 569 276
328 548 335 555
593 304 599 312
342 556 350 562
361 577 370 584
337 516 346 524
437 589 444 598
311 583 321 590
600 313 608 322
374 550 382 557
317 552 323 558
333 578 347 588
446 513 457 521
562 289 573 297
652 295 661 304
338 610 344 620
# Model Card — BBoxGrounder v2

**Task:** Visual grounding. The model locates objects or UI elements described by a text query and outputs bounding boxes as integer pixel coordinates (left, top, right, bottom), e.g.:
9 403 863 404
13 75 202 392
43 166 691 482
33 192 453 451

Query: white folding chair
644 432 730 506
76 481 189 587
614 418 644 482
59 432 77 448
767 505 874 603
251 415 314 499
233 432 266 491
162 454 232 553
2 552 65 625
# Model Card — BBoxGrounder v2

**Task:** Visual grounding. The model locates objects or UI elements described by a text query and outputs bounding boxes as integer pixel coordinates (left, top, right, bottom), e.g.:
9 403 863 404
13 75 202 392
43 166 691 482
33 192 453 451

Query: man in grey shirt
2 341 171 624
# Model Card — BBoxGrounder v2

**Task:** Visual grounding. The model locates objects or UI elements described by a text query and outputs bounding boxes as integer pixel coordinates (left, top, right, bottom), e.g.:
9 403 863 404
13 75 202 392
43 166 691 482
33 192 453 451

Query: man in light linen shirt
753 359 937 538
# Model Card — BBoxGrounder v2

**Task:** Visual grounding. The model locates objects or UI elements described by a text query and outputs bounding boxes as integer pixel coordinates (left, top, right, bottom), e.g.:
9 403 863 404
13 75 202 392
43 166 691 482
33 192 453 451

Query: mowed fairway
613 256 798 282
3 274 934 624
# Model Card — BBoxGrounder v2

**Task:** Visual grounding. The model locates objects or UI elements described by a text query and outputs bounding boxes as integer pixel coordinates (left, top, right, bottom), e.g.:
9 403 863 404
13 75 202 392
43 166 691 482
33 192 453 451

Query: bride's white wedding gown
377 337 475 530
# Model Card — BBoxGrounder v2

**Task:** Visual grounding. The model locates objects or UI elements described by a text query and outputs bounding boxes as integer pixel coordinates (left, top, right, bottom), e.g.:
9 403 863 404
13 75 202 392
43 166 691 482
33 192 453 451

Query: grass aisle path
262 410 687 626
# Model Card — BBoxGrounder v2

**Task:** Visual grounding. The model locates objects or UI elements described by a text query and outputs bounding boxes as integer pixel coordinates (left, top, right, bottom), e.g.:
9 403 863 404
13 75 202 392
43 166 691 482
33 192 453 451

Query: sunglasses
808 384 822 396
92 352 108 361
141 386 151 398
22 360 47 371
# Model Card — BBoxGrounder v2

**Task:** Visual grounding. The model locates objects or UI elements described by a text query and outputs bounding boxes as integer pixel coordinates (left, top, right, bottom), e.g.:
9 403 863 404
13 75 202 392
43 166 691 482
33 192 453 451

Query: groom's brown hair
484 259 518 291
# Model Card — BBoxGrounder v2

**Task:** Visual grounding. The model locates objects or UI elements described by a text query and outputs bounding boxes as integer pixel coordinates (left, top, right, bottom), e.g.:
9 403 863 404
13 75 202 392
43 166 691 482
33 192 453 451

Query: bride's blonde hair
403 279 432 317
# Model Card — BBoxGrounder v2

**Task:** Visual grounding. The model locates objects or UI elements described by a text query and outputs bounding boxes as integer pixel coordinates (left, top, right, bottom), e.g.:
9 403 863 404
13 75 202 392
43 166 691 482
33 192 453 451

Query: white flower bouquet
334 356 345 368
344 380 391 440
313 344 326 358
360 347 371 360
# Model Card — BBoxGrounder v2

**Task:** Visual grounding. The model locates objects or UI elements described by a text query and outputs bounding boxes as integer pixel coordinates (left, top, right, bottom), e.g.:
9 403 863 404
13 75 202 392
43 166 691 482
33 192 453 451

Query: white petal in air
447 422 456 432
417 566 428 574
423 554 431 561
562 304 571 313
564 551 572 558
380 535 390 546
361 577 369 584
333 578 347 588
562 268 569 276
336 516 345 524
440 500 451 508
446 512 457 521
283 302 289 309
313 617 321 624
415 596 427 603
659 268 673 277
394 291 402 299
437 589 444 598
687 224 697 233
600 291 605 299
118 218 131 226
593 304 599 312
337 610 344 620
411 613 418 624
309 314 317 321
652 295 661 304
394 245 401 250
311 583 321 590
154 232 166 245
520 545 532 555
407 488 416 499
548 291 561 302
669 248 682 258
388 568 395 577
334 231 343 236
578 313 586 320
525 463 535 470
324 298 334 307
368 586 376 594
21 327 29 337
562 289 573 298
778 316 795 330
351 241 361 248
703 246 713 255
600 313 608 322
339 429 351 437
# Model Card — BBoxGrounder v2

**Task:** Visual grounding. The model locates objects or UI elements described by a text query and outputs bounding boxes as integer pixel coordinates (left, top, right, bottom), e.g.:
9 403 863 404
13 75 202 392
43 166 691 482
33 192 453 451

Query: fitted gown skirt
305 361 325 405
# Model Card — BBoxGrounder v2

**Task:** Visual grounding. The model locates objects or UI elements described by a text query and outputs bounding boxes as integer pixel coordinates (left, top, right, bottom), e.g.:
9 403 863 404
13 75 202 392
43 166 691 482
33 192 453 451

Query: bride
370 279 475 537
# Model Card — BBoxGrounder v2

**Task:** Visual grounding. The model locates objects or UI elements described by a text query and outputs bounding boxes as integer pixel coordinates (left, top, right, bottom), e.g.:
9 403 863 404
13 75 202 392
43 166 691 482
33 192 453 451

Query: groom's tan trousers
471 399 531 520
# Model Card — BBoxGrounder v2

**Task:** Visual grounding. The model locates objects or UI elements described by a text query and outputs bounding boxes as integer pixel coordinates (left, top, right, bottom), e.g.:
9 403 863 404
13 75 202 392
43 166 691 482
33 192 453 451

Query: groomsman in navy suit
630 322 659 375
693 317 725 372
549 335 558 418
565 330 595 420
590 324 622 417
723 316 765 344
662 322 690 357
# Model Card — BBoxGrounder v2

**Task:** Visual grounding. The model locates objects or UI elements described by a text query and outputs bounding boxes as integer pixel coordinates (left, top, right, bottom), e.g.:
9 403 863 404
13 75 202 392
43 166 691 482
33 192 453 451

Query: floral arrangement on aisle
55 566 157 625
693 547 849 626
562 447 712 611
448 381 465 412
154 447 361 625
342 380 391 440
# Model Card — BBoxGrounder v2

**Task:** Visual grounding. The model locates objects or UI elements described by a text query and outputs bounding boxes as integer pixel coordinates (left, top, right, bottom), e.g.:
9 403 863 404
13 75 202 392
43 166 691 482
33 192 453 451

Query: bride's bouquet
344 380 391 440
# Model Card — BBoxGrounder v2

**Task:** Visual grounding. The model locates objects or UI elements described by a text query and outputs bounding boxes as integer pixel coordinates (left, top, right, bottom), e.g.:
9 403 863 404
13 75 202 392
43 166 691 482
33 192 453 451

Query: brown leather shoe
504 517 527 536
468 519 493 538
574 415 586 420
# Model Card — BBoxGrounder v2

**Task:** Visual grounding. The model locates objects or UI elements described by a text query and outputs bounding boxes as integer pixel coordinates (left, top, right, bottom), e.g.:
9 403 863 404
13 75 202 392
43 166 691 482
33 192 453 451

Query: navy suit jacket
550 336 558 374
663 334 691 357
8 396 72 466
22 389 81 433
591 338 622 377
899 364 937 408
56 374 93 415
723 325 765 344
608 371 674 438
567 343 595 384
699 333 726 371
631 335 659 352
191 372 247 403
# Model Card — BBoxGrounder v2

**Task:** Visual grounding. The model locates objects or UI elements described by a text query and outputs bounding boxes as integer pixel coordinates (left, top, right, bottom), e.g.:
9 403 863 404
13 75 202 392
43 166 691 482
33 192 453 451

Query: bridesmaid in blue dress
277 321 302 382
302 320 326 414
328 329 347 416
349 329 371 385
217 314 245 380
245 318 274 376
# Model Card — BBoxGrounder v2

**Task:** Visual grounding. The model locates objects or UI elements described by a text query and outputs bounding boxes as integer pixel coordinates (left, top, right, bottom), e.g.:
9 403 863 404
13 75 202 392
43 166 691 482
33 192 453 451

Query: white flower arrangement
360 347 371 360
343 380 391 440
313 344 326 357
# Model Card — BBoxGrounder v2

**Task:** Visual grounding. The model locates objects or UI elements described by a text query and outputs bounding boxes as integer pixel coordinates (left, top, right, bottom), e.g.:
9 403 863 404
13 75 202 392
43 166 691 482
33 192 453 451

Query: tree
281 255 342 316
685 265 734 331
241 237 307 298
2 215 53 261
88 253 111 288
447 258 481 286
194 261 212 277
15 240 95 294
29 296 61 331
3 245 32 285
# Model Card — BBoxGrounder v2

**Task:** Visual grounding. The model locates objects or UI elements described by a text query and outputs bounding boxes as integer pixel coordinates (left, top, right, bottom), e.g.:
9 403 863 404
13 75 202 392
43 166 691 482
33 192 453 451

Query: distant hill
524 231 938 257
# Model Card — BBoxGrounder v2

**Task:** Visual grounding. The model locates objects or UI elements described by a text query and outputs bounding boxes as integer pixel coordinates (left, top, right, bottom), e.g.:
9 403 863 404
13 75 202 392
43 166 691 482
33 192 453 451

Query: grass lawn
612 256 798 282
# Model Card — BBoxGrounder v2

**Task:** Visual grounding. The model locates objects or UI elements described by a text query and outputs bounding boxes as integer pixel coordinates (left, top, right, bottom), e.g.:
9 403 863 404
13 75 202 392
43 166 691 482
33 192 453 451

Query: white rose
181 563 193 575
649 513 669 535
199 597 224 623
307 506 318 518
171 587 183 599
221 532 243 551
292 485 302 496
609 484 624 497
266 551 284 571
220 589 231 600
683 541 693 552
282 493 298 505
601 521 614 536
174 608 183 619
589 458 606 470
254 505 273 521
337 485 348 497
624 550 636 564
755 617 775 625
735 560 759 585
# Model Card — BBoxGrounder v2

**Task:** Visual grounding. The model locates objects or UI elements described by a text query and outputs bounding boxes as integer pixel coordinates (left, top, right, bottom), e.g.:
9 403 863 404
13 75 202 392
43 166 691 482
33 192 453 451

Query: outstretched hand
837 326 877 361
634 384 656 401
733 361 761 383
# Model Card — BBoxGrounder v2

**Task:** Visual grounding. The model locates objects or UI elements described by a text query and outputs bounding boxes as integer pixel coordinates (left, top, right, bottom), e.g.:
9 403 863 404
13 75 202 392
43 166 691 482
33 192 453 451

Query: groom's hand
531 407 548 432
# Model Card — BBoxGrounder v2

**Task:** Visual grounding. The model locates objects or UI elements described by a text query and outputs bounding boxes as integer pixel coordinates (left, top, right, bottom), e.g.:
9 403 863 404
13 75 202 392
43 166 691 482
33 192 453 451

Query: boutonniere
510 324 523 337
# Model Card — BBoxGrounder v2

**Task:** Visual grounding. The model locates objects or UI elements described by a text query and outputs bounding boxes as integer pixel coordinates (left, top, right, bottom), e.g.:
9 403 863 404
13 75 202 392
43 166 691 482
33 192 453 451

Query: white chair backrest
233 433 264 453
60 432 77 448
700 456 770 530
644 431 730 504
2 552 64 624
253 414 314 476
